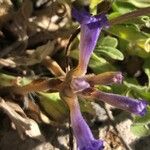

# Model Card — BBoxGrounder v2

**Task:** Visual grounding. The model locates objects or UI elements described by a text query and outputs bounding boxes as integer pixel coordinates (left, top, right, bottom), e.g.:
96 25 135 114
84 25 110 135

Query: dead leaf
14 40 55 66
0 58 16 68
0 98 30 139
23 95 41 123
42 56 65 76
25 118 45 142
0 0 33 57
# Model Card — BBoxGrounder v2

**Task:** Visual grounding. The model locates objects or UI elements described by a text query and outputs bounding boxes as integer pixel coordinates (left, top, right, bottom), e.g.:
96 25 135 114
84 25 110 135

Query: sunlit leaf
90 53 115 73
131 124 150 137
0 73 31 86
108 24 150 57
126 0 150 8
95 36 124 60
90 0 102 10
112 1 136 14
38 92 68 122
95 46 124 60
109 25 148 43
99 36 118 48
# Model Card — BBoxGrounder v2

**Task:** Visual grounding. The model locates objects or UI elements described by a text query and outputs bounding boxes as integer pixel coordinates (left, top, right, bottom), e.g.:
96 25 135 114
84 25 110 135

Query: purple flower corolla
69 98 103 150
72 8 108 76
71 77 90 93
91 90 147 116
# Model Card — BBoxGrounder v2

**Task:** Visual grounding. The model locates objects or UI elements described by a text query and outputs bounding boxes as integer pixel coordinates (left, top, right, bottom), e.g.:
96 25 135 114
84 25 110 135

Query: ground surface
0 104 149 150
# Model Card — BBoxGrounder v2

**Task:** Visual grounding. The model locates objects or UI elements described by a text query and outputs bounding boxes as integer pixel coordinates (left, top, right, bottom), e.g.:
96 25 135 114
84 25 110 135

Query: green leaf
89 0 102 11
100 36 118 48
0 73 31 86
131 124 150 137
38 92 68 122
109 25 148 43
96 36 124 60
123 80 147 91
0 73 17 86
108 12 121 20
108 24 150 57
111 84 129 95
126 0 150 8
112 1 136 14
95 46 124 60
123 80 150 100
89 53 115 74
79 99 96 116
38 91 97 122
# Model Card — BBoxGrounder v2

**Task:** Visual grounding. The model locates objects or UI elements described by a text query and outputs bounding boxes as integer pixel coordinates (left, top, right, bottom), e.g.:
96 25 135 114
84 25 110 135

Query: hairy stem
109 7 150 26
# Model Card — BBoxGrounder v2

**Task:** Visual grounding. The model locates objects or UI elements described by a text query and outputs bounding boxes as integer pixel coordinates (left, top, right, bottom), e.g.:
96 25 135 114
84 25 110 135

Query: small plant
0 0 150 149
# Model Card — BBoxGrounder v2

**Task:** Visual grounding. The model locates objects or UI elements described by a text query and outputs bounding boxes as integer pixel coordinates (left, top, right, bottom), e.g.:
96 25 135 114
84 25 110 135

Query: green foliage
38 92 68 122
126 0 150 8
95 36 124 60
90 0 102 10
131 124 150 137
131 105 150 137
89 53 115 73
38 92 97 122
108 25 150 57
95 46 124 60
112 1 136 14
0 73 31 86
0 73 18 86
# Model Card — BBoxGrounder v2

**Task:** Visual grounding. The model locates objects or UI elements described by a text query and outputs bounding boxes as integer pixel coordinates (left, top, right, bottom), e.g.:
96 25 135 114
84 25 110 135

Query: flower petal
72 8 108 76
71 77 90 93
69 98 103 150
72 7 91 24
91 91 147 116
77 24 102 75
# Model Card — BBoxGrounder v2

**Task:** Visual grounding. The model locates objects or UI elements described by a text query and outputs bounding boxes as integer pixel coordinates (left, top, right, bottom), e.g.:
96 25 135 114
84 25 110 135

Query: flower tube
72 7 109 76
87 90 147 116
68 97 103 150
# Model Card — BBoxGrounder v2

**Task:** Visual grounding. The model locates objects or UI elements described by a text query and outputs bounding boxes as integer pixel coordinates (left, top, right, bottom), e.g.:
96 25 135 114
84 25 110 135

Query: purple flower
91 90 147 116
67 7 147 150
72 7 108 76
71 77 90 93
69 98 103 150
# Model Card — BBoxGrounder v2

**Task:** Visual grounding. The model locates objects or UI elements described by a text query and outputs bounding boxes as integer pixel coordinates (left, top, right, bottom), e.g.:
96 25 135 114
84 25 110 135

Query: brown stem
109 7 150 26
84 71 122 86
14 79 63 94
